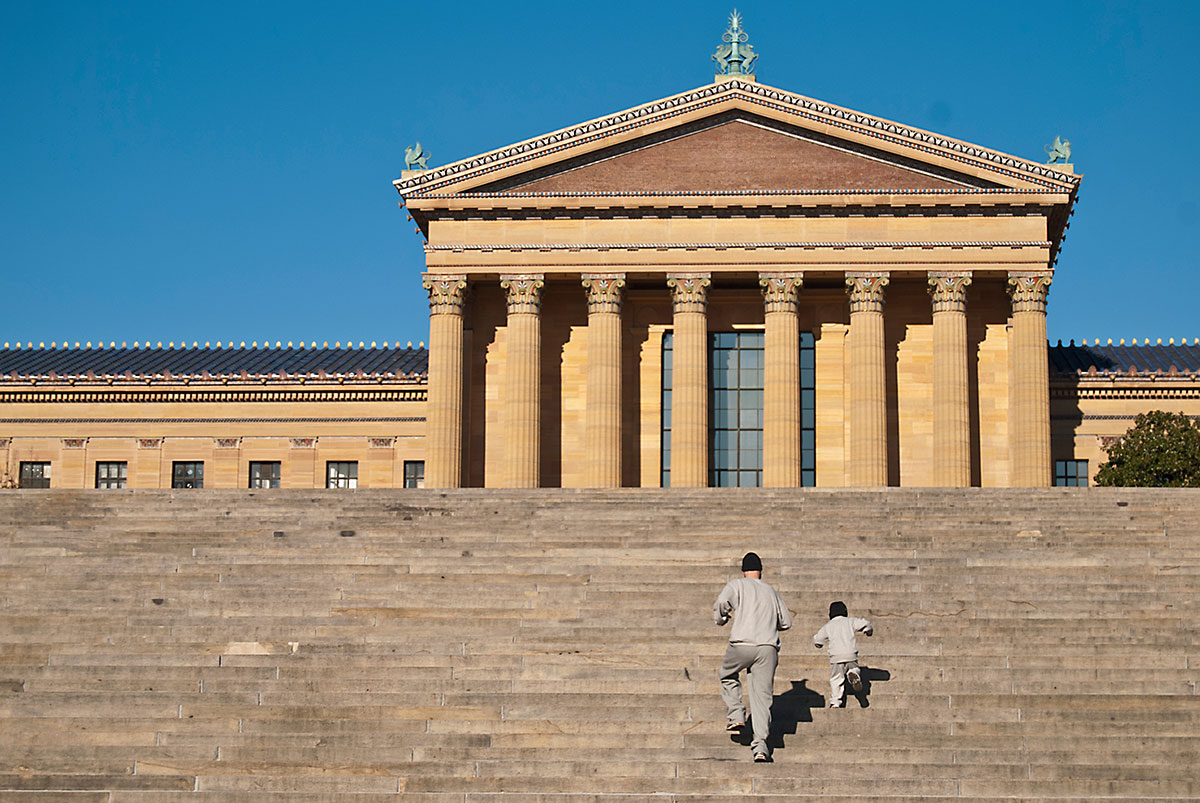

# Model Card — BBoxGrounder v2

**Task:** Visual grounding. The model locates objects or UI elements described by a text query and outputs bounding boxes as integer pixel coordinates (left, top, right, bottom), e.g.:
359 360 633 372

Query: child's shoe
847 668 863 693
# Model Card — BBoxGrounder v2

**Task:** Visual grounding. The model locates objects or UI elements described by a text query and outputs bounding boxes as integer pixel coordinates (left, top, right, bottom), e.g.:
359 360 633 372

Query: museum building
3 35 1199 490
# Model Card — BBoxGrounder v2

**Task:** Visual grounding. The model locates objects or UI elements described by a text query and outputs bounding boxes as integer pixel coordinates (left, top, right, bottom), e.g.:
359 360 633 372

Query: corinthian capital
581 274 626 315
845 274 889 314
928 273 972 313
1007 274 1052 314
423 275 469 315
500 274 545 315
759 273 803 314
666 274 711 314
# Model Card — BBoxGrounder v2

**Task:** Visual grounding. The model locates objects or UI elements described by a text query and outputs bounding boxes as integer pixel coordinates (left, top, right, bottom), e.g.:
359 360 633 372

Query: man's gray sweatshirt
813 615 873 664
713 577 792 649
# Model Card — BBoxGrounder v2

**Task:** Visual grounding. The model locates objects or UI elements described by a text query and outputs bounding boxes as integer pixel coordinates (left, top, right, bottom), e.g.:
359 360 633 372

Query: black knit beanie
741 552 763 572
829 601 848 618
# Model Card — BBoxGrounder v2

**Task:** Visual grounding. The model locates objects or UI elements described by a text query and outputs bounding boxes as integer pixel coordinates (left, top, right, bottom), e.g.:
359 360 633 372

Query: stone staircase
1 487 1198 801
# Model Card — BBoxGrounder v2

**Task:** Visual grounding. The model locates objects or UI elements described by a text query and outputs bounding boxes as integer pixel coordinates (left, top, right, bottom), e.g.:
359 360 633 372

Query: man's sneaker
848 669 863 693
826 700 843 708
726 721 745 732
753 750 772 763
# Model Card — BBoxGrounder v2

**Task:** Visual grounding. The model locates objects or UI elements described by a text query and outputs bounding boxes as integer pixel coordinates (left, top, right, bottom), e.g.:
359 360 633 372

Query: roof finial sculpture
713 10 757 77
404 142 430 171
1044 136 1071 164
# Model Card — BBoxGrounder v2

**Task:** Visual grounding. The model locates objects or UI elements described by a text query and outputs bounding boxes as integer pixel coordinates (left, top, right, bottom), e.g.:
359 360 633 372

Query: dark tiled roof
1050 340 1200 376
0 344 429 382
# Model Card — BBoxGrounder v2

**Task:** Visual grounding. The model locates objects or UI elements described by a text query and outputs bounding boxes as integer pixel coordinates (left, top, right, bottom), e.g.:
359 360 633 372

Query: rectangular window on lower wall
19 462 51 489
249 461 281 489
1054 459 1088 487
95 462 127 489
172 461 204 489
403 461 425 488
327 461 358 489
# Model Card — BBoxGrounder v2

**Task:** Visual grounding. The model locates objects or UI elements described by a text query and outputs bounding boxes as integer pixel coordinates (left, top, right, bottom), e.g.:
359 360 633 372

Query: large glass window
249 461 281 489
19 462 51 489
95 462 127 489
661 333 673 488
327 461 358 489
403 461 425 489
661 329 816 488
172 461 204 489
1054 460 1088 487
710 331 764 487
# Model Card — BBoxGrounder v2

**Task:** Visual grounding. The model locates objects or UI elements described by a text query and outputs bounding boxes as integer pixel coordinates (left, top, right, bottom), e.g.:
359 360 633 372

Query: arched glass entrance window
660 330 815 487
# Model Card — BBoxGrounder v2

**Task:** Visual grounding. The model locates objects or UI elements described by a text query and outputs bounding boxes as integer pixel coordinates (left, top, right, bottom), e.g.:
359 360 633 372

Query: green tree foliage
1094 410 1200 487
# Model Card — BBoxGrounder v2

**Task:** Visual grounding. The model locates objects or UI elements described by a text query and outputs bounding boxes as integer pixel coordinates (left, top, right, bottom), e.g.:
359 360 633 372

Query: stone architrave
581 274 626 488
500 274 545 488
423 275 469 488
1008 274 1053 487
667 274 711 488
759 273 803 487
846 274 889 486
929 273 973 487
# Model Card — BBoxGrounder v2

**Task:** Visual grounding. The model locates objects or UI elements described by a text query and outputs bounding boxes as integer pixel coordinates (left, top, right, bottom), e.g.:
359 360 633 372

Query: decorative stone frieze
0 438 10 450
369 437 395 448
1007 274 1053 313
214 438 240 449
500 274 545 314
845 274 889 313
423 275 469 315
138 438 162 449
289 438 315 449
61 438 87 449
581 275 626 314
759 273 804 313
928 274 973 313
666 274 712 314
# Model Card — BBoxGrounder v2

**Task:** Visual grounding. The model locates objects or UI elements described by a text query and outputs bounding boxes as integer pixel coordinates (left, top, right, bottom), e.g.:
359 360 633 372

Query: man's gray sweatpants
719 643 778 754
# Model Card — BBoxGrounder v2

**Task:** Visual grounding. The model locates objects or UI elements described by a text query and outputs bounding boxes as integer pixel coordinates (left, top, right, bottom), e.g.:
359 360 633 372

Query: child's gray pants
719 644 778 755
829 659 860 706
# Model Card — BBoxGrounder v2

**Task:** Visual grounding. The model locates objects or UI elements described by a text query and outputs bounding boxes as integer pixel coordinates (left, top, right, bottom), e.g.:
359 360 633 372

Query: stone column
928 273 973 487
759 273 804 487
423 275 469 488
845 274 889 487
581 274 626 488
1007 274 1053 487
667 274 711 488
500 274 544 488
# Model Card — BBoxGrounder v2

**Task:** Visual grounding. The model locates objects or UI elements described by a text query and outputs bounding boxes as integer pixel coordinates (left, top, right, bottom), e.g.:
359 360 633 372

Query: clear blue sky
3 1 1197 348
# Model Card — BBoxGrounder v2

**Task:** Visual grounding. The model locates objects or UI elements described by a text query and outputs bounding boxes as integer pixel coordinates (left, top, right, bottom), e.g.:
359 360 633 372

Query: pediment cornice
395 79 1080 198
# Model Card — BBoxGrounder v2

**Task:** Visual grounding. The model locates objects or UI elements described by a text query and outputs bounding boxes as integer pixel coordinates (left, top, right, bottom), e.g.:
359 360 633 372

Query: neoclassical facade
3 68 1199 490
401 71 1085 490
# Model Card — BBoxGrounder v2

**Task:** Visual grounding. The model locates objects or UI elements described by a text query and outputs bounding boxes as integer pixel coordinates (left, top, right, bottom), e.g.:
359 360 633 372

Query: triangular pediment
396 79 1079 198
476 113 988 194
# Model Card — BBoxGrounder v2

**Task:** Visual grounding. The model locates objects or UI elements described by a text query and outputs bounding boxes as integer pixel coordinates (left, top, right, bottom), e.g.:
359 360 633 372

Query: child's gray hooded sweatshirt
813 615 873 664
713 578 792 649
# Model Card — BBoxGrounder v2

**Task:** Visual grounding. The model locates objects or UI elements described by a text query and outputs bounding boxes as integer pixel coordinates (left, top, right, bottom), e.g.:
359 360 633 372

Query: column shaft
668 275 711 488
582 275 625 488
501 275 544 488
846 275 889 487
760 274 803 487
423 276 468 488
930 274 972 487
1008 275 1052 486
